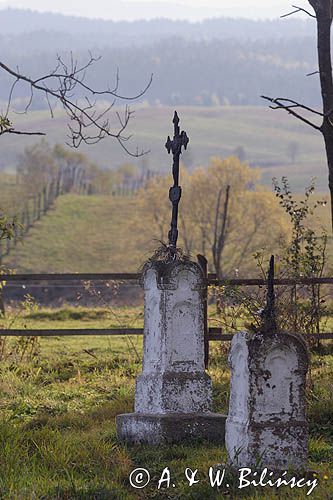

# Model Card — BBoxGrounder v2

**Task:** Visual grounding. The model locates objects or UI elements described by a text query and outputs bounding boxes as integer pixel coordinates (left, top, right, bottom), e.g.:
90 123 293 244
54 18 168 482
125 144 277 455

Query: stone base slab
135 372 212 414
116 412 226 445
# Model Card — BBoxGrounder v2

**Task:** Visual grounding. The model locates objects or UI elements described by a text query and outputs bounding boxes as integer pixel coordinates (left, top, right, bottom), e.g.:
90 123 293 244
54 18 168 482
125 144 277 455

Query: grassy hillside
1 105 328 192
3 194 151 273
3 191 331 274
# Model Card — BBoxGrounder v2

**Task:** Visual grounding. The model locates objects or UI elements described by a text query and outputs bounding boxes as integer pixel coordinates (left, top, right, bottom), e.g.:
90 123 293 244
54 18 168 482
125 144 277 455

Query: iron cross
165 111 189 248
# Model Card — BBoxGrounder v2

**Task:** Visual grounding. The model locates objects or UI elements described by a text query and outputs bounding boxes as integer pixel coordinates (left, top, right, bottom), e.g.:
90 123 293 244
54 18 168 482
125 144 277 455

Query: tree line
1 9 314 42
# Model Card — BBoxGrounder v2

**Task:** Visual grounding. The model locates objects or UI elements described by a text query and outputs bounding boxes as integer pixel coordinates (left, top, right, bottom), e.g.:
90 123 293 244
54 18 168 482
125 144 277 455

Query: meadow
3 193 332 274
2 196 147 273
0 305 332 499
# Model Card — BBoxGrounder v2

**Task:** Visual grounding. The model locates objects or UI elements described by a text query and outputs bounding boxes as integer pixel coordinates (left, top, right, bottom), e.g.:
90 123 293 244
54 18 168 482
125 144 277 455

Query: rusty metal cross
165 111 189 249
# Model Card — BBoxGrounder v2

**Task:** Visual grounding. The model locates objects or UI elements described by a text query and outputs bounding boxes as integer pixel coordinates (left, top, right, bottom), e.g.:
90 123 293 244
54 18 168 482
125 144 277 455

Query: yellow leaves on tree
136 157 289 276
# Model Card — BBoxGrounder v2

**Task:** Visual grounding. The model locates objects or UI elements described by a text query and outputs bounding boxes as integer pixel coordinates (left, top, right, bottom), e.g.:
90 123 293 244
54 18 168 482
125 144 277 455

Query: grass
3 191 332 274
3 306 144 330
2 303 332 333
2 105 329 192
0 328 333 500
0 307 332 498
3 194 153 273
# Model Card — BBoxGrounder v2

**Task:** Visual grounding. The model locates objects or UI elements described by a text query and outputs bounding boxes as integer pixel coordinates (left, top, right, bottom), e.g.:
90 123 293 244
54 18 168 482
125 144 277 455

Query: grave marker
117 112 226 444
225 256 309 470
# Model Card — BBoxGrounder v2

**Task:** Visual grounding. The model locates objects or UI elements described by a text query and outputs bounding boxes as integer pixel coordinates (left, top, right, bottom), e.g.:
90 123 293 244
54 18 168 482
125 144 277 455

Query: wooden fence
0 168 161 265
111 169 160 196
0 165 91 265
0 273 332 342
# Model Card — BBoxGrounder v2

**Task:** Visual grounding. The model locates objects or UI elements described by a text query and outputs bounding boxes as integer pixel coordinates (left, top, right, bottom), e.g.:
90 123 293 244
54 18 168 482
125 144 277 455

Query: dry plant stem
0 55 152 156
82 280 141 362
213 179 328 343
145 242 190 265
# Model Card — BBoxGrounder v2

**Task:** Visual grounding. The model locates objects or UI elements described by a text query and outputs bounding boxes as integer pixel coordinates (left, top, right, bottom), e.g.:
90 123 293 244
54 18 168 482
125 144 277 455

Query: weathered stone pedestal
225 330 309 471
117 260 226 444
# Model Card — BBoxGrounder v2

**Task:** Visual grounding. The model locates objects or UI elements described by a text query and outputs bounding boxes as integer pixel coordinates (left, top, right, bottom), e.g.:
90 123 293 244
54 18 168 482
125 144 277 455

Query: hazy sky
0 0 308 21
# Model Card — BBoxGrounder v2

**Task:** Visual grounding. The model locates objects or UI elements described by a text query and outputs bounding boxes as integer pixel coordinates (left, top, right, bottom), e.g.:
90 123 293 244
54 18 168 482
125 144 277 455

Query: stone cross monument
225 256 309 471
116 112 226 444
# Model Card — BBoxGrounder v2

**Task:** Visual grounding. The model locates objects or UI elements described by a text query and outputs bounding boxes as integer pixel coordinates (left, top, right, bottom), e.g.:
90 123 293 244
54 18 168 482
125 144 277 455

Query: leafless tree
212 185 230 279
262 1 333 231
0 52 152 156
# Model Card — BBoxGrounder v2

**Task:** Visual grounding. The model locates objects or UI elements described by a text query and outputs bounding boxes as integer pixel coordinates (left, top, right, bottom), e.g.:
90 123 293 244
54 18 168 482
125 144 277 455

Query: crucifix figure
165 111 189 249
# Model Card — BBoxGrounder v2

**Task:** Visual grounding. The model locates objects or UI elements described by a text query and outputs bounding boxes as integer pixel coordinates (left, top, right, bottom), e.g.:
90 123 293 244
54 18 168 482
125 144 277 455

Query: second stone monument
225 256 309 471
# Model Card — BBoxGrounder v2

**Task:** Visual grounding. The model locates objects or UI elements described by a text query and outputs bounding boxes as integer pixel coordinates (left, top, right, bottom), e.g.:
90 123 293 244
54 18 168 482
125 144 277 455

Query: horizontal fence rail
0 273 332 340
0 329 332 341
1 273 332 285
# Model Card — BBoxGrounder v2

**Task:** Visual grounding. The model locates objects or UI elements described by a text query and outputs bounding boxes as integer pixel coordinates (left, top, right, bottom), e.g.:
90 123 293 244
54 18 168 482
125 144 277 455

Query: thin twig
281 4 316 18
0 55 152 156
307 70 320 77
261 95 322 131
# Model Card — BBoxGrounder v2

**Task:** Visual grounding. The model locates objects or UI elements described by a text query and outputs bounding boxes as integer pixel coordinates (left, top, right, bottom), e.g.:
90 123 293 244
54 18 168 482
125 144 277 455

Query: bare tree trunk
212 185 230 279
262 1 333 231
212 185 230 315
312 0 333 230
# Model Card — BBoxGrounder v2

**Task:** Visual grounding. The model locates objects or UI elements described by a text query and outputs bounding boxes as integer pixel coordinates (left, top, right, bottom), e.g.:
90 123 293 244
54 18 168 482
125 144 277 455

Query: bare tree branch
281 4 316 18
0 53 153 156
1 129 45 137
306 70 320 76
261 95 323 131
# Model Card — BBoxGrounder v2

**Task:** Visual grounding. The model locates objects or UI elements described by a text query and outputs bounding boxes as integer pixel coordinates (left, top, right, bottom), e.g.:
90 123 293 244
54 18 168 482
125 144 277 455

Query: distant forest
0 8 321 108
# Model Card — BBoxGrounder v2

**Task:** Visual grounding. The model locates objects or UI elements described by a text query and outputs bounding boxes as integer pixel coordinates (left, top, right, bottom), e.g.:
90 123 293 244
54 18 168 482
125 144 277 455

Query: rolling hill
1 105 328 193
3 191 331 274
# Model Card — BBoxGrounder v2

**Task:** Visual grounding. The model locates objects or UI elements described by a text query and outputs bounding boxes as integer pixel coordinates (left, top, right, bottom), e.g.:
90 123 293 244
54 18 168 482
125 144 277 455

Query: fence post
43 186 47 214
13 224 18 247
37 192 41 220
33 194 37 221
20 211 25 238
197 254 209 369
26 204 30 231
49 179 55 206
56 169 61 198
0 287 5 316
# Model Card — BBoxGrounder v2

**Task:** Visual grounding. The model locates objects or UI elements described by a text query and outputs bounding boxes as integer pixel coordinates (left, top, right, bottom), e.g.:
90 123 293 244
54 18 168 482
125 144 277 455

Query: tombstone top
140 259 205 291
248 329 310 372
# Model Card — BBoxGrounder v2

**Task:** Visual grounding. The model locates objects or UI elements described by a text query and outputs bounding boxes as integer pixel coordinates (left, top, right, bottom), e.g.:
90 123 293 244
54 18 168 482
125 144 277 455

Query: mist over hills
0 33 320 109
0 8 321 111
0 8 322 164
0 8 315 44
0 8 326 193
